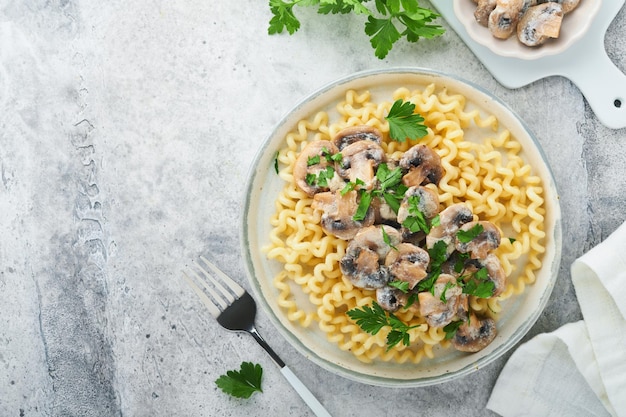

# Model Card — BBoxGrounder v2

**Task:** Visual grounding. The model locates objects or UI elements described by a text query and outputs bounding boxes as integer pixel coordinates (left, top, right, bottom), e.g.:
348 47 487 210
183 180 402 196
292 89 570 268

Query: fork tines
182 256 245 318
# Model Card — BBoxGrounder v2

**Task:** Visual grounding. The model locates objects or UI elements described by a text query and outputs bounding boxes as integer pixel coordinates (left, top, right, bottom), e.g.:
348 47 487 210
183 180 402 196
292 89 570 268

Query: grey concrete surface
1 1 625 416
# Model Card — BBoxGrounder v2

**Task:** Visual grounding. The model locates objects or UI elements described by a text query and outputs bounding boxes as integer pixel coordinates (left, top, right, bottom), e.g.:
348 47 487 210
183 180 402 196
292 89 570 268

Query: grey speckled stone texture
1 1 625 416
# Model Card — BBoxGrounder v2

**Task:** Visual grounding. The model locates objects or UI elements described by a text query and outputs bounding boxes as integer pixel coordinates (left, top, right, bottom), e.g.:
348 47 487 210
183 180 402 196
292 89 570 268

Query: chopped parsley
307 154 321 166
350 163 409 222
326 150 343 163
341 178 365 196
381 227 398 250
389 280 410 293
443 320 464 340
376 163 408 213
402 194 431 234
456 223 484 243
274 151 280 174
453 252 470 274
416 240 448 293
376 163 403 191
439 281 456 302
462 267 495 298
305 166 335 187
307 148 342 166
353 189 373 221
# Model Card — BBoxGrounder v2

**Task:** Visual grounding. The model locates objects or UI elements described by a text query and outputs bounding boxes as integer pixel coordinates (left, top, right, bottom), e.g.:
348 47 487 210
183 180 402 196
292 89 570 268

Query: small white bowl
453 0 602 60
241 68 562 387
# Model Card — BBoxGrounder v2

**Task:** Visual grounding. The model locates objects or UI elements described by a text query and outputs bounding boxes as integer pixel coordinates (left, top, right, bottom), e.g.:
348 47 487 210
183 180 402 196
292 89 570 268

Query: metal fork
182 256 332 417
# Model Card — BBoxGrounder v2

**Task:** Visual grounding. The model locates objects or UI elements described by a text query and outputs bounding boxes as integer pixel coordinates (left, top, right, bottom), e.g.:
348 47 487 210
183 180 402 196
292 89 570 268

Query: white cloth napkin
487 221 626 417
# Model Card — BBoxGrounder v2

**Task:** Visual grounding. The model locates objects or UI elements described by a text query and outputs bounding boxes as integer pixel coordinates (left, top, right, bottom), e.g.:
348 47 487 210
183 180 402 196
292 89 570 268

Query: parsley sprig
215 362 263 399
268 0 445 59
347 302 419 350
385 99 428 142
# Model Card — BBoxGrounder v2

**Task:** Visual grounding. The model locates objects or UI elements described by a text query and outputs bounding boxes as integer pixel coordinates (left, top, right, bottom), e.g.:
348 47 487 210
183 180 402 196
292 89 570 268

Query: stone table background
1 1 625 416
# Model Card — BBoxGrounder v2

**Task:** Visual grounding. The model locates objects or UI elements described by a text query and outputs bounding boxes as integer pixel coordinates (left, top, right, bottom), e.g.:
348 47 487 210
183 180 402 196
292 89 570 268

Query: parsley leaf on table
385 99 428 142
267 0 445 59
215 362 264 399
268 0 300 35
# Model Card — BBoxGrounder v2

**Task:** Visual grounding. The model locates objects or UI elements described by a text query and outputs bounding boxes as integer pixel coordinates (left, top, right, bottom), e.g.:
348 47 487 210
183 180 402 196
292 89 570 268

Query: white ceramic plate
241 68 562 387
453 0 602 60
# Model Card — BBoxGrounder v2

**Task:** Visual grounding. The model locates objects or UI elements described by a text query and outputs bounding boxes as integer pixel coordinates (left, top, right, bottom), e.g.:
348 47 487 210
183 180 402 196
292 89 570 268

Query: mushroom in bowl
454 0 601 59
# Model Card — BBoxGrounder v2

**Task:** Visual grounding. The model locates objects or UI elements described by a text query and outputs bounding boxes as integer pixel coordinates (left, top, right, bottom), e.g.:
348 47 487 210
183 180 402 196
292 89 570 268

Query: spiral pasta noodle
264 85 546 364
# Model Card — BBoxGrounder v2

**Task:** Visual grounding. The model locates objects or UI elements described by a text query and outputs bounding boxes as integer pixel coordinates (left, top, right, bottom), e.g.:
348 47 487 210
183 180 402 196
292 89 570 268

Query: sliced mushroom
336 140 386 190
352 225 402 260
312 190 375 240
455 294 470 322
339 225 401 289
523 0 540 11
542 0 579 13
385 243 430 290
426 203 474 256
488 0 525 39
333 125 383 150
474 0 497 26
370 196 398 225
294 140 342 196
341 246 390 289
454 220 501 259
450 313 497 352
397 186 440 225
399 144 443 187
517 2 564 46
465 253 506 297
418 274 465 328
376 285 407 312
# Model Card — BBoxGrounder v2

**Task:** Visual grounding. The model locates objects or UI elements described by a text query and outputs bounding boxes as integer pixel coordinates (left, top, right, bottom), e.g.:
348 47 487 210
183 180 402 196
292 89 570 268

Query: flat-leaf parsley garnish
385 99 428 142
347 301 419 351
215 361 263 399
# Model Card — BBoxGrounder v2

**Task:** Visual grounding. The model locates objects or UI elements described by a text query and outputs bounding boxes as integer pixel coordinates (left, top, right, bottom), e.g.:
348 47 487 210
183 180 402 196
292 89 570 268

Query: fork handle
249 328 332 417
280 366 332 417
